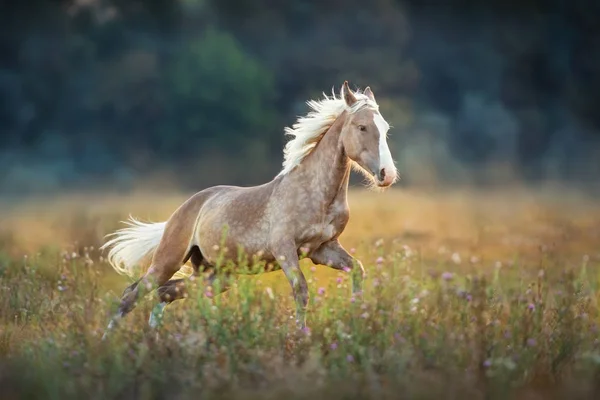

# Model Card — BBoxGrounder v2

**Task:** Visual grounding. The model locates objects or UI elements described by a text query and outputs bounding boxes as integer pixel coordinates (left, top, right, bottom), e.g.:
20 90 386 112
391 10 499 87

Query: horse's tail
101 216 167 278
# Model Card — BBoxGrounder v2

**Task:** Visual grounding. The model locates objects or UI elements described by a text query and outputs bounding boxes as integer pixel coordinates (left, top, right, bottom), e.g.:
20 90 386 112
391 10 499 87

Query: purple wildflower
483 359 492 368
336 276 343 284
346 354 354 363
318 287 325 295
376 256 384 264
441 272 454 281
527 338 537 347
330 342 338 351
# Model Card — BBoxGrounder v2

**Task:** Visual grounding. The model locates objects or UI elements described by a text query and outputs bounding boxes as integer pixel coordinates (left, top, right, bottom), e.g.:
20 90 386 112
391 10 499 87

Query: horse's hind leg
148 270 233 327
148 249 233 328
103 235 193 339
148 247 203 328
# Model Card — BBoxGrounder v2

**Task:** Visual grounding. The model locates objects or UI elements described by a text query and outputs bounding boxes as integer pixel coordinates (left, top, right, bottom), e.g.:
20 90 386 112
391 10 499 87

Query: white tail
101 216 167 278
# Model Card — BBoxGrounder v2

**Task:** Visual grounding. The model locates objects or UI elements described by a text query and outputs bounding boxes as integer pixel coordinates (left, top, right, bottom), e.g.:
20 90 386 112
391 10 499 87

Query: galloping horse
101 81 398 337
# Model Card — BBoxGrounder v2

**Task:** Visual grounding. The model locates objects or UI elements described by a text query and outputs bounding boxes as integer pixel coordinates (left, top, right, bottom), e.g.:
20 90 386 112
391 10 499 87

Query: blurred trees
1 0 599 194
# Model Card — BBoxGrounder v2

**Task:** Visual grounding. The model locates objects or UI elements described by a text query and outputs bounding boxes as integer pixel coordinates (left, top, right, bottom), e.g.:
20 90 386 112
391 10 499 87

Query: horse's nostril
379 168 386 181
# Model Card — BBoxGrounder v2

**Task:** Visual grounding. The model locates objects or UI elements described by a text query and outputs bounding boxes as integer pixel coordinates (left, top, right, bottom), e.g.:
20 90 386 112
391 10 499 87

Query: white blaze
373 112 395 178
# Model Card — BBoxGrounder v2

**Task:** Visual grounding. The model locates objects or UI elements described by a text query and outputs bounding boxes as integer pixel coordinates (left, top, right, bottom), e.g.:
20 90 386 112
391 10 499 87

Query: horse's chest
300 209 348 245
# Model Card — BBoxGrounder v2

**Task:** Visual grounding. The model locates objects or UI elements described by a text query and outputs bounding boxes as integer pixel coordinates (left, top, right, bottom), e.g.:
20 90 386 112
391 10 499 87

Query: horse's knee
293 280 309 309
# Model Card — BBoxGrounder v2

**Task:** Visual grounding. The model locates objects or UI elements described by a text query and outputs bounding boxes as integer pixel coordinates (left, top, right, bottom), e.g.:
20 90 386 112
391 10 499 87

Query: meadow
1 185 600 399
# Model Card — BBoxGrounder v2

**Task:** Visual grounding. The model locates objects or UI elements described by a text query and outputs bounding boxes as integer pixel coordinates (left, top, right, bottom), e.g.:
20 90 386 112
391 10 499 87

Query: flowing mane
278 87 379 176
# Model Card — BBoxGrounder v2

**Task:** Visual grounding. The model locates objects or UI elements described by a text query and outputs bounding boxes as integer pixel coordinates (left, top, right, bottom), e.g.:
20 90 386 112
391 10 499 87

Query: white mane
278 87 379 176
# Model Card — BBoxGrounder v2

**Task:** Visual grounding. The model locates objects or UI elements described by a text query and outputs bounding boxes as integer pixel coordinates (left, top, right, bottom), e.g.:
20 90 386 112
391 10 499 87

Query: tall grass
1 187 599 399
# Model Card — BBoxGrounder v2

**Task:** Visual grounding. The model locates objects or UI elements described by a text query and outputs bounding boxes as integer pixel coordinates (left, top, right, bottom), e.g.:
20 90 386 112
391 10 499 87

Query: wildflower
336 276 343 284
302 326 311 336
361 312 369 319
527 303 535 311
310 266 317 272
372 278 380 288
300 247 310 255
318 287 325 295
483 359 492 368
527 338 537 347
350 296 356 303
466 294 472 302
346 354 354 363
451 253 461 264
58 285 66 292
265 287 275 300
330 342 338 351
343 266 351 273
441 272 454 281
375 256 384 264
350 248 356 254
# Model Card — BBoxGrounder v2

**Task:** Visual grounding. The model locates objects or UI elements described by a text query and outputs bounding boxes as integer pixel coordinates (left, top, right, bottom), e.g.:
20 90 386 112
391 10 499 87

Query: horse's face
341 83 397 188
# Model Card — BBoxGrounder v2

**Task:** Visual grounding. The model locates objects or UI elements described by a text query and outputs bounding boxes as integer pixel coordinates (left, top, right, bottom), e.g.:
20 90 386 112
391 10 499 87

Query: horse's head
340 81 398 188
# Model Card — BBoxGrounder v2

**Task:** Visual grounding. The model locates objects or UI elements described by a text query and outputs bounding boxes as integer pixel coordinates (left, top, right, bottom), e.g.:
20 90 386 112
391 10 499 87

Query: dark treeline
1 0 600 195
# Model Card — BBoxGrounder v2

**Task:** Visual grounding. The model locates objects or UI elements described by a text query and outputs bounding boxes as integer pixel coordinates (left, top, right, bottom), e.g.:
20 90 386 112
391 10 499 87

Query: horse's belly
195 219 273 268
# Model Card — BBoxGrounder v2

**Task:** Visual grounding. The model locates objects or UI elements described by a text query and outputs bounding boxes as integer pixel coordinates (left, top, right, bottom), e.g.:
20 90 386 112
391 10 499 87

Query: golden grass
2 184 598 267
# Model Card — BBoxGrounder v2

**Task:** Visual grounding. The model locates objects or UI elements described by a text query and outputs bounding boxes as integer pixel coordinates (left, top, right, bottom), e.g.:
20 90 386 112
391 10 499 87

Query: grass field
1 185 600 399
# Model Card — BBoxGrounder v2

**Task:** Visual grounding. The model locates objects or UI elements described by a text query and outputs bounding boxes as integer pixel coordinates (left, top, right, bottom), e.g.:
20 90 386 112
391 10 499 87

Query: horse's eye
359 125 366 132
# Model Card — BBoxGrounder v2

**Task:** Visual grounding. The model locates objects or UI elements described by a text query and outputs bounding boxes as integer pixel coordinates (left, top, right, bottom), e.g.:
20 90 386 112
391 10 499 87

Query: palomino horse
101 81 398 338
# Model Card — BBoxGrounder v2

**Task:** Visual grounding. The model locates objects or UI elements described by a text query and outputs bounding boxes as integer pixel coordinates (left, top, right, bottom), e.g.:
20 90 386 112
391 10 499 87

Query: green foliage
163 27 276 154
2 0 600 193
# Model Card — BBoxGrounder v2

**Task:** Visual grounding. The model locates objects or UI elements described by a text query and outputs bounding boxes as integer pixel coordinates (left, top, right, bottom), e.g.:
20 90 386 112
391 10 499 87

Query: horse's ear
364 86 375 102
342 81 357 107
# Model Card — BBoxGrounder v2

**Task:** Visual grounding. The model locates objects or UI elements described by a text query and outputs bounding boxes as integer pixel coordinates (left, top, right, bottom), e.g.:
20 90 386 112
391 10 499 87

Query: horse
100 81 398 338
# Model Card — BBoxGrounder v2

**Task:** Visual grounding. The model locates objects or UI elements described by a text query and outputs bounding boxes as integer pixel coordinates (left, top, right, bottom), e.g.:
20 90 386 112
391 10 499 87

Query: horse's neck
287 113 350 207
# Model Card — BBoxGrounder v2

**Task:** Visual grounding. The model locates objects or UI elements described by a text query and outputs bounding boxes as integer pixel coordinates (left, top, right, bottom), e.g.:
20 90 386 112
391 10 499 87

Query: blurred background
2 0 600 197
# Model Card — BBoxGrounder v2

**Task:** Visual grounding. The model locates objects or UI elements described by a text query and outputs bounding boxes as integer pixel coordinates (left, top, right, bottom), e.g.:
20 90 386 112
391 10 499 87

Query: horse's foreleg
310 240 365 296
272 241 309 331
